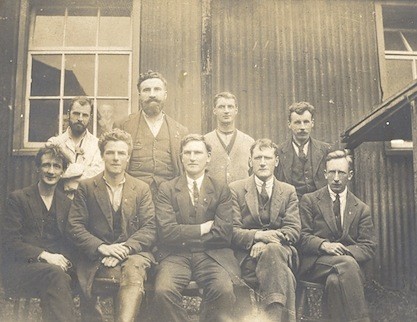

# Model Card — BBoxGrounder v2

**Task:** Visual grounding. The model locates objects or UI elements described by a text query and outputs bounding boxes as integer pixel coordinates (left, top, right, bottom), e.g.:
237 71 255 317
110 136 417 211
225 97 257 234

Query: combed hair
213 92 238 107
98 129 133 156
250 138 279 157
326 149 353 170
288 101 315 121
69 96 93 114
137 70 167 89
180 134 212 154
35 146 68 171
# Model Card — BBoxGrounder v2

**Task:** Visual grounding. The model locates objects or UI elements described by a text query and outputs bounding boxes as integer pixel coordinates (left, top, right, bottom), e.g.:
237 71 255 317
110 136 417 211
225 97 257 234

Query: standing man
154 134 240 322
298 150 376 322
67 129 156 322
121 70 188 196
205 92 254 184
275 102 331 199
2 147 75 322
47 96 104 197
230 139 300 322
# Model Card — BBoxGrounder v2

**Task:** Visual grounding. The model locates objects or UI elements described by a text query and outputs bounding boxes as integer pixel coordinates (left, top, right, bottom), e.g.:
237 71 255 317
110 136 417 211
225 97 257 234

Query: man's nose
334 172 340 181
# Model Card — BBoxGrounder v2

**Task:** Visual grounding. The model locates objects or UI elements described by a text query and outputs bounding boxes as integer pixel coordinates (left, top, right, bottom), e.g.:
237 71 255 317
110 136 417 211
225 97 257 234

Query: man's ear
311 118 315 128
348 170 354 181
274 156 279 168
324 169 328 179
248 157 253 169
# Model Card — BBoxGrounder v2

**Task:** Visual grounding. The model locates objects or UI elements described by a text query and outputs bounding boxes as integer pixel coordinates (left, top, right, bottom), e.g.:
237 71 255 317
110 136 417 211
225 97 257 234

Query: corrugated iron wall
139 0 202 134
210 0 381 144
2 0 416 289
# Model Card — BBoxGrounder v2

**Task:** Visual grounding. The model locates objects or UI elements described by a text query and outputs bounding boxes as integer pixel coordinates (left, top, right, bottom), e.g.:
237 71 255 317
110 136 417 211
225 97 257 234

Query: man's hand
200 220 214 236
45 138 72 161
254 230 286 244
320 242 351 256
39 251 72 271
101 256 121 268
250 242 267 259
97 243 130 261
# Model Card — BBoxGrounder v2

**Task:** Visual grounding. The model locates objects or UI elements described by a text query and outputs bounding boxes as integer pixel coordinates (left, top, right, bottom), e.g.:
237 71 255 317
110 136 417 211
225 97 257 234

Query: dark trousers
154 252 235 322
12 261 75 322
302 255 370 322
241 243 297 322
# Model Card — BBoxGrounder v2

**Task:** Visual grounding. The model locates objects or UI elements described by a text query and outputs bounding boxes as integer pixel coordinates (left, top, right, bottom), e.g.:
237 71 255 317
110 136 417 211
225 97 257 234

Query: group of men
2 70 376 322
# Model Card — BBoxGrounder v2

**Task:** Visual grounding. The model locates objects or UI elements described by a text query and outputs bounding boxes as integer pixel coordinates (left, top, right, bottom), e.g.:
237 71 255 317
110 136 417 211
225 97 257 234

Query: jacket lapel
26 184 44 234
280 140 294 182
55 189 69 234
93 176 114 230
270 178 284 224
244 176 262 226
317 188 340 237
341 191 358 237
121 175 137 232
175 175 192 224
311 138 324 178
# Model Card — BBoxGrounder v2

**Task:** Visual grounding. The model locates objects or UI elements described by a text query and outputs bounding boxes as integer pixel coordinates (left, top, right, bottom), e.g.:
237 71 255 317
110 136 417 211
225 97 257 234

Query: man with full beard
121 70 188 196
47 96 104 194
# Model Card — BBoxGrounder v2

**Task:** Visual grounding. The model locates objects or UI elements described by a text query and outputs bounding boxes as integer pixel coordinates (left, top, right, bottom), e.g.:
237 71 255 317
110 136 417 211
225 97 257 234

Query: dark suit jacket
154 174 241 283
230 175 301 265
121 110 189 177
274 137 331 191
67 172 156 298
298 186 377 277
2 184 72 289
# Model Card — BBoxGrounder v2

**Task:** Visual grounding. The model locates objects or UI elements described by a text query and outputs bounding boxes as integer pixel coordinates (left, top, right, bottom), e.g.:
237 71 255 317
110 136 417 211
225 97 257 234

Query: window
13 0 139 153
376 2 416 154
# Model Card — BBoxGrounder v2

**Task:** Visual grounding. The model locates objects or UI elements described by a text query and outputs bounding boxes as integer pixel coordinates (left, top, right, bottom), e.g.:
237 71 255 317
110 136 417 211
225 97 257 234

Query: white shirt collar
328 186 347 200
254 175 274 197
186 173 205 191
292 139 310 156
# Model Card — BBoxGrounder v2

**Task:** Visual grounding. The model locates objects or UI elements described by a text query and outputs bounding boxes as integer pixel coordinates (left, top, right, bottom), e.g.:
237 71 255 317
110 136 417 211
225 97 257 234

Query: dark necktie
260 182 269 205
193 181 199 206
297 142 307 161
333 194 342 233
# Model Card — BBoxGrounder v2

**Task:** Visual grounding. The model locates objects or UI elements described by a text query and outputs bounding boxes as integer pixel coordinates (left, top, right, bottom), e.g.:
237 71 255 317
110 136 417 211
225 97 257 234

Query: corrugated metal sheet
210 0 381 145
139 0 202 133
355 143 415 289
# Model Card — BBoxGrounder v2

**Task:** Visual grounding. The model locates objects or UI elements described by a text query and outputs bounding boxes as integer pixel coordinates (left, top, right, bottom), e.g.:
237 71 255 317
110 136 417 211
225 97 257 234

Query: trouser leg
154 254 193 322
304 255 370 322
192 253 235 322
14 262 75 322
115 255 151 322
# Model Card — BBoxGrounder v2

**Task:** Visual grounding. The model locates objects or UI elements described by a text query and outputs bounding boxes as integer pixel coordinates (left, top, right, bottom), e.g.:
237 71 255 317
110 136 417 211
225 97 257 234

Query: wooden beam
201 0 212 134
411 99 417 290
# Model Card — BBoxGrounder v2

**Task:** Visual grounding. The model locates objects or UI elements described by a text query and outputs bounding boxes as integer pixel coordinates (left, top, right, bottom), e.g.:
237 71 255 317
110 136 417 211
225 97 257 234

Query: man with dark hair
230 138 300 322
67 128 156 322
121 70 188 196
299 150 376 322
154 133 240 322
204 91 254 184
2 147 75 322
47 96 104 196
274 101 331 199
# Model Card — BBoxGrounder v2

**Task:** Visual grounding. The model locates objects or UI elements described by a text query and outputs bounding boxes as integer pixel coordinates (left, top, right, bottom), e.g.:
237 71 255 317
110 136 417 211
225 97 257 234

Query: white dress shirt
186 174 205 205
254 175 274 199
328 186 348 225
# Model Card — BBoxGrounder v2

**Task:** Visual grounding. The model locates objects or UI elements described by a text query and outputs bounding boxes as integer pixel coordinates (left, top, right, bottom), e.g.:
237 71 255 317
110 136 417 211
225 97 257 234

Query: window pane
384 31 407 51
28 99 60 142
99 8 131 47
32 7 65 47
64 55 95 96
382 5 417 30
31 55 62 96
98 55 129 96
403 31 417 51
385 59 414 98
66 8 98 47
97 99 129 137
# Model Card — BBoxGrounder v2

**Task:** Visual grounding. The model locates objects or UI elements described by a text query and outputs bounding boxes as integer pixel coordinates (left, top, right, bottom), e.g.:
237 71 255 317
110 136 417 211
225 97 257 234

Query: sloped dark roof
341 80 417 149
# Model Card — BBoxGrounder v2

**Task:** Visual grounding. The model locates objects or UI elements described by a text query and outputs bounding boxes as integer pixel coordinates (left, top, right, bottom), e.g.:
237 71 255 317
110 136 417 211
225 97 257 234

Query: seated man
230 138 300 322
154 134 240 322
2 147 75 322
299 150 377 322
67 129 156 322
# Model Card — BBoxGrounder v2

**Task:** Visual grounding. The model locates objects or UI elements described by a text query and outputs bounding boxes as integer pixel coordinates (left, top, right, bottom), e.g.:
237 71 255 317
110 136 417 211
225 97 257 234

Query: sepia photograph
0 0 416 321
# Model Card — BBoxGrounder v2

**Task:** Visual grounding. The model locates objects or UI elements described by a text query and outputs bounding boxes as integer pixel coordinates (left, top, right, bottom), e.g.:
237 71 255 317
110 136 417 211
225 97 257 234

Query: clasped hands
98 243 131 268
250 230 287 258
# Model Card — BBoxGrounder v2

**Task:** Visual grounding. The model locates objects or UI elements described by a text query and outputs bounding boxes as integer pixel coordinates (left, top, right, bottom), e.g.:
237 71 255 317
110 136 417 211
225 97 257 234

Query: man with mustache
274 102 331 200
121 70 188 197
47 96 104 196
